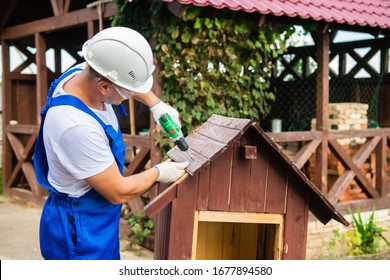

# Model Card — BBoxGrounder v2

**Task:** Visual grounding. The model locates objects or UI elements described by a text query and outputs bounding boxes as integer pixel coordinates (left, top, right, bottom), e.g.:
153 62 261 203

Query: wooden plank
22 162 47 197
144 173 190 218
264 152 288 214
2 40 12 193
193 217 207 259
327 171 356 204
204 222 223 260
191 211 200 259
126 197 145 216
352 136 381 166
207 146 233 211
153 182 172 260
375 137 387 196
275 223 284 260
167 145 208 175
6 124 38 134
328 128 390 139
221 223 241 260
229 140 251 212
207 114 252 130
329 139 380 199
2 3 118 40
194 121 243 144
283 174 309 260
246 133 269 213
168 175 199 259
184 132 226 160
35 32 48 123
315 29 330 194
293 139 321 169
198 211 283 224
122 134 151 148
267 131 322 142
197 165 210 210
238 223 258 260
5 131 38 192
123 147 150 176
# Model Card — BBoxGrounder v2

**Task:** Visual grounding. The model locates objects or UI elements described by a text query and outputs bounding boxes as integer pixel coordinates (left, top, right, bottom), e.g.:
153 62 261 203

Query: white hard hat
82 26 155 93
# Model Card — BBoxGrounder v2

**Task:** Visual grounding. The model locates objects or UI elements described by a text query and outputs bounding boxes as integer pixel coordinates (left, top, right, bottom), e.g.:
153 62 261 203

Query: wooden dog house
145 115 349 260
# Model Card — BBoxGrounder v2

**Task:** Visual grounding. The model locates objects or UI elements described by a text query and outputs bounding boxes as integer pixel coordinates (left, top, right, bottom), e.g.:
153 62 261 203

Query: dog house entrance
192 211 284 260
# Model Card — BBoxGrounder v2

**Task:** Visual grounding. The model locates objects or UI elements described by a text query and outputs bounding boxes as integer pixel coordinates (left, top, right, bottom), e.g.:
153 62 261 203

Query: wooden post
1 39 12 194
35 33 48 124
315 27 330 194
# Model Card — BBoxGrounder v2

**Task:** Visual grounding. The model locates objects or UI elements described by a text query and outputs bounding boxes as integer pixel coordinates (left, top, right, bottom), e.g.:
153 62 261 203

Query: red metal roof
163 0 390 29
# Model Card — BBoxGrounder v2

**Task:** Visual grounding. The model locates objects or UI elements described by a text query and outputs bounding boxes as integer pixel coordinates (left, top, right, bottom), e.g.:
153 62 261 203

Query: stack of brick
311 102 368 145
310 103 372 201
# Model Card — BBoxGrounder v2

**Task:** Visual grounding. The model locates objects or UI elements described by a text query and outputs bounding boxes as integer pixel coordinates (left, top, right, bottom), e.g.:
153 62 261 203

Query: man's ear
96 80 110 94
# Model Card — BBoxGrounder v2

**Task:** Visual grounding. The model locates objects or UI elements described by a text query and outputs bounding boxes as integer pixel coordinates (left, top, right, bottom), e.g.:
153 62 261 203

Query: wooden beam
2 2 117 40
0 0 19 32
35 33 48 124
328 139 380 199
50 0 63 16
375 137 388 196
315 27 330 194
144 173 189 218
1 39 13 194
197 211 284 224
293 139 321 169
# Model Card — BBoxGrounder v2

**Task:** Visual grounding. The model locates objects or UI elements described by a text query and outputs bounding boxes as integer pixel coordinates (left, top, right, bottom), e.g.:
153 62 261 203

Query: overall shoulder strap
49 95 107 128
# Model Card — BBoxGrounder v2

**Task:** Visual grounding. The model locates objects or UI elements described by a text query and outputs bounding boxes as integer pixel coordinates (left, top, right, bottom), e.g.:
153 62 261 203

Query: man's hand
154 161 189 183
150 101 181 133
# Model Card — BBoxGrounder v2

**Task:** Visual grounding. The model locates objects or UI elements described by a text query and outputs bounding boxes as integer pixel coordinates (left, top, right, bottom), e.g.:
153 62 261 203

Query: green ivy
126 212 154 256
112 0 292 150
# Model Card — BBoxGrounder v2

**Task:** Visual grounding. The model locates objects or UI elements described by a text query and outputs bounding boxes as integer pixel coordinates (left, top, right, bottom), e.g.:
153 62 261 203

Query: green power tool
159 113 193 161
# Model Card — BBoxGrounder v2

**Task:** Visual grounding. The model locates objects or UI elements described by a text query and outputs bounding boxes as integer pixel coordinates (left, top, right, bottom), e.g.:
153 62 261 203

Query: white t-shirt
43 63 118 197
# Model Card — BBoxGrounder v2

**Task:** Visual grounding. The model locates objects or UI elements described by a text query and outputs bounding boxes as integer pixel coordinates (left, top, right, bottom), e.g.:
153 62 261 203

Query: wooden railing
267 128 390 214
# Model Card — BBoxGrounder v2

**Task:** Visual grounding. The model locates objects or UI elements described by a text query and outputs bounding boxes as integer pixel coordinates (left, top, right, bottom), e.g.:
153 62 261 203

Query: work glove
150 101 181 133
154 161 189 183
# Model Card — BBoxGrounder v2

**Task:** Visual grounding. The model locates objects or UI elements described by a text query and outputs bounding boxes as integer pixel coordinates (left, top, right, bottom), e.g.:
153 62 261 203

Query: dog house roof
150 114 348 226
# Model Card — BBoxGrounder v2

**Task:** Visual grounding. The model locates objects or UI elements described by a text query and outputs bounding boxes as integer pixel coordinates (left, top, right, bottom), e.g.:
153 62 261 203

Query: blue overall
34 68 127 259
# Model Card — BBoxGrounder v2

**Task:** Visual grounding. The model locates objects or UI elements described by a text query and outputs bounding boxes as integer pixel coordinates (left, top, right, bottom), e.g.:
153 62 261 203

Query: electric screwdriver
158 113 189 151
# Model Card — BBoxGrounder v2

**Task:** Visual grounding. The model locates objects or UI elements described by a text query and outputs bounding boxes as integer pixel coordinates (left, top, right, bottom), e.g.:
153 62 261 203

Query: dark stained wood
283 174 309 260
197 165 210 210
123 147 150 176
315 28 330 194
1 39 12 196
267 131 322 142
122 134 151 148
329 139 380 199
241 145 257 160
154 182 172 260
208 146 233 211
35 32 48 123
293 139 321 169
229 141 251 212
264 151 288 214
168 175 199 259
144 182 178 218
376 137 387 196
194 120 244 144
243 129 268 213
207 114 252 130
168 145 208 175
2 3 117 40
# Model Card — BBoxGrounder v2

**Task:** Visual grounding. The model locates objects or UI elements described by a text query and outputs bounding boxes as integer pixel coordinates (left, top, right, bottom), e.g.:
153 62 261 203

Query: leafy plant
127 212 154 255
112 0 293 151
345 207 390 255
328 207 390 257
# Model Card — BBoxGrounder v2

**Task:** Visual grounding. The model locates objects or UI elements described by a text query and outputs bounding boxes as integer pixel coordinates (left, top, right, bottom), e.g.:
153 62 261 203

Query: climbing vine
112 0 293 150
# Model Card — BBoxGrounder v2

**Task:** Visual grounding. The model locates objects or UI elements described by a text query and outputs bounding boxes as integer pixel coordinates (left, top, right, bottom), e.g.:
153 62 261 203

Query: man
34 26 188 260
